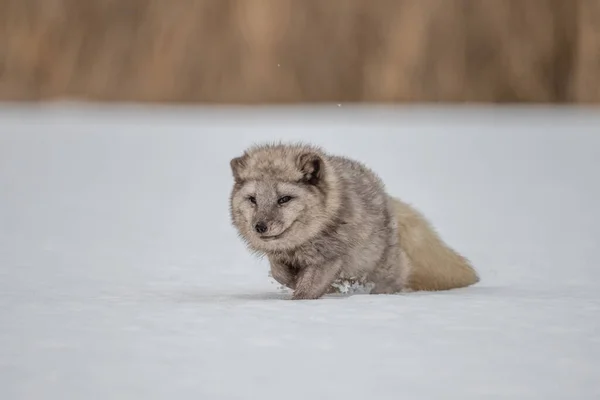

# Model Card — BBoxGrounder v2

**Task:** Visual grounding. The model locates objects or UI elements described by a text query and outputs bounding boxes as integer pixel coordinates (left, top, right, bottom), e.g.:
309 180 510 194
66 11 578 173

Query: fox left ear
230 156 246 182
297 152 323 185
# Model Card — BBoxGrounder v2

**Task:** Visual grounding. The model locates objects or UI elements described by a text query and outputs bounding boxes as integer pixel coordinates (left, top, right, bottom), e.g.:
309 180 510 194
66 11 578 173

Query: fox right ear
230 156 246 182
297 152 323 185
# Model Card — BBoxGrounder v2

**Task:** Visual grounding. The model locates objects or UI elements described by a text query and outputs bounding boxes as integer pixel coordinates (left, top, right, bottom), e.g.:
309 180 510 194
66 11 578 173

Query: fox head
229 143 338 252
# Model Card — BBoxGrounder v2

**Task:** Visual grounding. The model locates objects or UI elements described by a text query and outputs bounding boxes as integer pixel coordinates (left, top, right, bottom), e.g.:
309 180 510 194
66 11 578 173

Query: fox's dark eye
278 196 292 205
248 196 257 204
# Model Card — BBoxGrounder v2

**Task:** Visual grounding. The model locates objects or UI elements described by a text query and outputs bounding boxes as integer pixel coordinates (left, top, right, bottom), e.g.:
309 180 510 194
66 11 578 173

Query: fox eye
277 196 292 205
248 196 257 204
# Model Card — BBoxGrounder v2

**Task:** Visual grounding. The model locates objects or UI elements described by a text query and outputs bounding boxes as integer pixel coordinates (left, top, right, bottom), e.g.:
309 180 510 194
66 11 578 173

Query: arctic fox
229 143 479 300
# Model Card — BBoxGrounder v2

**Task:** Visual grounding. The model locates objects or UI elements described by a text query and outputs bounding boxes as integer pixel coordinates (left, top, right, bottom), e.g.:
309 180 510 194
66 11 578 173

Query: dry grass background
0 0 597 103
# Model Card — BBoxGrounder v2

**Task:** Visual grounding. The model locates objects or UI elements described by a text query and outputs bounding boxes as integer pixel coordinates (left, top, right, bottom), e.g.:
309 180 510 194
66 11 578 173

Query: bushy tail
391 197 480 291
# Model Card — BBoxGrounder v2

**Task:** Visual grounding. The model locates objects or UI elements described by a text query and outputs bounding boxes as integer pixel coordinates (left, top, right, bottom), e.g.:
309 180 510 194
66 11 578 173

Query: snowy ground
1 103 599 399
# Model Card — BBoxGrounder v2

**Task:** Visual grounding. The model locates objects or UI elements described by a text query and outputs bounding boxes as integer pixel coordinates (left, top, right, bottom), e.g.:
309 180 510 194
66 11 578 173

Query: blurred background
0 0 597 104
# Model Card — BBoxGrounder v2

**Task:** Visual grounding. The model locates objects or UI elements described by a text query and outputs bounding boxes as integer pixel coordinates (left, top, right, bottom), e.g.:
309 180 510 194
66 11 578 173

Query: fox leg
269 259 298 289
292 260 342 300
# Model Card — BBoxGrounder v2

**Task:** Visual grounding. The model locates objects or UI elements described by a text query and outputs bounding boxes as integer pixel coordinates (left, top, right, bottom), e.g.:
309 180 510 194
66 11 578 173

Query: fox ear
297 152 323 185
230 156 246 182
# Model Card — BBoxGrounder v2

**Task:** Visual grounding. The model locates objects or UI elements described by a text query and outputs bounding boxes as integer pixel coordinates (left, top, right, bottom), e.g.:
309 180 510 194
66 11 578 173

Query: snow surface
1 104 599 399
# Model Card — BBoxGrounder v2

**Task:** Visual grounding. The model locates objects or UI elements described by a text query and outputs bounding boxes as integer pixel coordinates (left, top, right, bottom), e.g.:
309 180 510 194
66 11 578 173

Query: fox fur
229 142 479 300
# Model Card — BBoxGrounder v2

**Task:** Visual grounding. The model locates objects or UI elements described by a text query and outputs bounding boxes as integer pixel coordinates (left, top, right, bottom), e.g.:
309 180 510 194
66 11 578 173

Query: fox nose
254 222 268 234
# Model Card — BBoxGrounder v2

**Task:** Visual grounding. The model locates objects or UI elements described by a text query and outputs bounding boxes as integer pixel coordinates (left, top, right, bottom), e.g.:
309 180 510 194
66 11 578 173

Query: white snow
1 104 599 399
